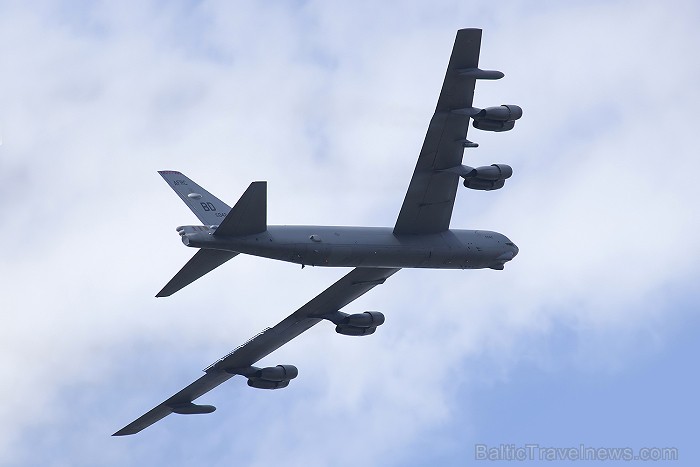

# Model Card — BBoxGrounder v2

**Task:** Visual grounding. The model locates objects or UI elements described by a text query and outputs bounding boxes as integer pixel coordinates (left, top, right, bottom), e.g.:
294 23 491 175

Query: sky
1 0 699 465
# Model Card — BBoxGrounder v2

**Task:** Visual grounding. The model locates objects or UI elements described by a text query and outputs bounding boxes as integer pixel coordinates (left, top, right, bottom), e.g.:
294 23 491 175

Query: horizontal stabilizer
157 249 239 297
214 181 267 236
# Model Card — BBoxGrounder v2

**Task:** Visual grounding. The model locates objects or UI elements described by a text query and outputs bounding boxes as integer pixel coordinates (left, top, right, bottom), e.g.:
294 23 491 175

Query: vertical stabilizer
213 182 267 236
158 171 231 226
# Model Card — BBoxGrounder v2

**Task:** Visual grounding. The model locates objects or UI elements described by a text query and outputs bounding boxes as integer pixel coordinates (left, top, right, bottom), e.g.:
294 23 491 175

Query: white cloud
1 0 698 465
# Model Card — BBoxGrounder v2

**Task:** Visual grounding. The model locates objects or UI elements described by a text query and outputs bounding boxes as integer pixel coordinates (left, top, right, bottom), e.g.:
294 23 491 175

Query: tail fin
214 181 266 236
158 171 231 226
156 173 268 297
156 250 238 297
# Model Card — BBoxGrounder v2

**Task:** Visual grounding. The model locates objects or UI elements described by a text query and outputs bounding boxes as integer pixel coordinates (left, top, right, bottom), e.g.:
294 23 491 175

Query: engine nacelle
461 164 512 191
344 311 385 327
247 379 290 390
246 364 298 390
258 364 299 382
322 310 385 336
473 119 515 132
463 178 506 191
471 105 521 132
474 104 522 121
470 164 513 181
335 324 377 336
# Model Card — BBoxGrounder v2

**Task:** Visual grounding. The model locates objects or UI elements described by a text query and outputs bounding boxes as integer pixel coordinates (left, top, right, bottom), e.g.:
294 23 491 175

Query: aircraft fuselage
178 225 518 270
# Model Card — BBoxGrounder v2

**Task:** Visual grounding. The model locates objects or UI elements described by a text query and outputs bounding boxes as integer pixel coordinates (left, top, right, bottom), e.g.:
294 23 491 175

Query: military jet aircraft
114 28 521 436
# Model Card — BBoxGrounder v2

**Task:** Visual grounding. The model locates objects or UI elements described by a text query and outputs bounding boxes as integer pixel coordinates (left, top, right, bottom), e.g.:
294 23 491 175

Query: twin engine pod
246 364 299 390
462 163 513 191
471 104 522 132
442 163 514 191
218 310 386 396
324 311 386 337
218 311 386 396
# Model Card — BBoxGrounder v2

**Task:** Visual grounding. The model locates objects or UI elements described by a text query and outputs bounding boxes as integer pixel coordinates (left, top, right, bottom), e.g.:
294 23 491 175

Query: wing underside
114 267 400 436
394 28 485 235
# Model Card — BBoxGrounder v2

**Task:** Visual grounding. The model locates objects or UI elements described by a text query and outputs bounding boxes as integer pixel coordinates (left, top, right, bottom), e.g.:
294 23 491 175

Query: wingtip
456 27 482 36
158 170 182 175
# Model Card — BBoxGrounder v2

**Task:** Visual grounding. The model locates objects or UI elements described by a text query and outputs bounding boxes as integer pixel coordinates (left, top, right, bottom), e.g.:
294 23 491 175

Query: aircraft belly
206 227 499 270
342 245 431 268
254 243 435 268
328 246 360 267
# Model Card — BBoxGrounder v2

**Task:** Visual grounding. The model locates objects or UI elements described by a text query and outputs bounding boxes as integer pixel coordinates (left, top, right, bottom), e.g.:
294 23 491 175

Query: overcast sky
1 1 699 466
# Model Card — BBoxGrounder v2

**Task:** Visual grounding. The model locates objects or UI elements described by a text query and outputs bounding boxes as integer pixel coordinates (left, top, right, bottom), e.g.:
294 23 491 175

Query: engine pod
344 311 385 327
463 178 506 191
259 364 299 382
474 105 522 121
473 119 516 132
336 325 378 336
247 379 290 390
471 164 512 181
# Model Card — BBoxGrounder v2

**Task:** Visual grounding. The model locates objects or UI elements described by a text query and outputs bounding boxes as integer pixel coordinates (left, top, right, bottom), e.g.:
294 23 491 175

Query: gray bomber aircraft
115 28 521 436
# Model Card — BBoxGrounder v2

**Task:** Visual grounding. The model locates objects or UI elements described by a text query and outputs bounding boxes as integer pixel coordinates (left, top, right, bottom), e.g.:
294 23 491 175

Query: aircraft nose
504 240 518 258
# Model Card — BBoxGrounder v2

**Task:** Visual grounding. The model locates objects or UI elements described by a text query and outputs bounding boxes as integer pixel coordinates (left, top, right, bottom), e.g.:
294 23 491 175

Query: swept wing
394 28 502 234
114 266 400 436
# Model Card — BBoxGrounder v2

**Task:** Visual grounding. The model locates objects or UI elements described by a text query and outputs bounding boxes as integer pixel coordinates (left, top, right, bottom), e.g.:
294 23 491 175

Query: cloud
1 0 698 465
